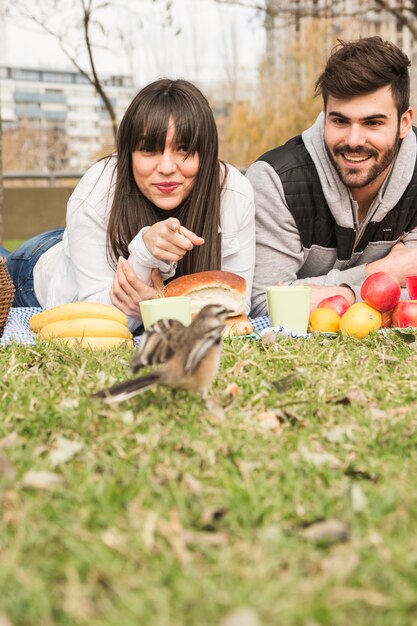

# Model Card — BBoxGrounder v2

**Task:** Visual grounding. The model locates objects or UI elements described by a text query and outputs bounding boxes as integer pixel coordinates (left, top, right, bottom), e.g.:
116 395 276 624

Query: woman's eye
176 145 188 153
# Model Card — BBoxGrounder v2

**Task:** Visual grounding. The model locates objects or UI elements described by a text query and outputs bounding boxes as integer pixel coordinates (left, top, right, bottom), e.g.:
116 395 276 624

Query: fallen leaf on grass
255 411 282 433
57 398 80 410
21 470 64 491
204 398 226 421
49 436 84 467
0 455 17 483
0 432 20 450
220 607 260 626
301 519 350 545
321 546 359 579
225 382 240 396
344 465 378 482
350 483 367 513
182 473 203 495
330 586 388 608
324 425 355 444
201 505 228 528
101 528 127 553
299 445 342 468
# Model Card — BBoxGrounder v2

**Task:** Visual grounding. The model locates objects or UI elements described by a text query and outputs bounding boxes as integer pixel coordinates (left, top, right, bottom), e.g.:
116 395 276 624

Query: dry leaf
57 398 80 410
225 382 240 396
0 432 19 450
321 546 359 579
301 519 350 545
299 446 342 468
256 411 282 433
0 455 17 483
204 398 226 421
350 483 367 513
201 505 228 528
324 425 355 443
49 437 84 467
21 470 64 491
261 329 276 346
220 607 260 626
101 528 127 553
182 473 203 495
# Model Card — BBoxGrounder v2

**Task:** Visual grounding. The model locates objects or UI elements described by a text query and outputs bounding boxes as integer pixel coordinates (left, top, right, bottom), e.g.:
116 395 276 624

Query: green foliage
1 331 417 625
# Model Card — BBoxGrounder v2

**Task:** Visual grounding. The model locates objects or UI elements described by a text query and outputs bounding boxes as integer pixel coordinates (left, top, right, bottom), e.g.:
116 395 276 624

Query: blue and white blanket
0 307 306 346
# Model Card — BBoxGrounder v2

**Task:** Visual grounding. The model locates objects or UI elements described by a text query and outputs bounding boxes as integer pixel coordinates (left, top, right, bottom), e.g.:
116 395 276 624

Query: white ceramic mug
266 286 311 334
139 296 192 330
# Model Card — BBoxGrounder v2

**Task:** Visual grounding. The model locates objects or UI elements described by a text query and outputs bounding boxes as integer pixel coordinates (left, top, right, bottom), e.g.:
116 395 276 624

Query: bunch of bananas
30 302 133 350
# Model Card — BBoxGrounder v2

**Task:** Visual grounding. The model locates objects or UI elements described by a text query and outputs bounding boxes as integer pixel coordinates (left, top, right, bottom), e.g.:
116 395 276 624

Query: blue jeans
7 228 64 307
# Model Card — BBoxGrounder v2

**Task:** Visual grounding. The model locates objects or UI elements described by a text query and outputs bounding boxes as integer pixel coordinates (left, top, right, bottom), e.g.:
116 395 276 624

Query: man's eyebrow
328 111 389 121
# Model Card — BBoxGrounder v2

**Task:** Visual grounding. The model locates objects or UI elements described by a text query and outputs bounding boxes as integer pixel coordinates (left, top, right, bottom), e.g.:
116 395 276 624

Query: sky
1 0 265 94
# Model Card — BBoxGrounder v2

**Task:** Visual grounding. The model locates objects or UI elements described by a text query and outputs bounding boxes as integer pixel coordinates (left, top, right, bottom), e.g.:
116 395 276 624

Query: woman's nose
157 150 177 174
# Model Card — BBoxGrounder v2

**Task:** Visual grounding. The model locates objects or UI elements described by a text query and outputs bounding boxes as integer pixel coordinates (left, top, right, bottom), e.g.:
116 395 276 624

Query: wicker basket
0 257 15 336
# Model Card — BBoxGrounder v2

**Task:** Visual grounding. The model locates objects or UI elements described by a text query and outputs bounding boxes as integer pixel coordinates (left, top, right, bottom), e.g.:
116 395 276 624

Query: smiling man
247 37 417 317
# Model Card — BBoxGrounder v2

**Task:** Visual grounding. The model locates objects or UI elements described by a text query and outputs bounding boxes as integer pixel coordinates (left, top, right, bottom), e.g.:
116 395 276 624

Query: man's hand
366 242 417 286
308 285 356 311
110 258 164 318
143 217 205 262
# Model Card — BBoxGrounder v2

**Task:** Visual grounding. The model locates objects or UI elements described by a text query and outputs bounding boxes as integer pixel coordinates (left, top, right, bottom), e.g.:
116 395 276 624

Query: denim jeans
7 228 64 307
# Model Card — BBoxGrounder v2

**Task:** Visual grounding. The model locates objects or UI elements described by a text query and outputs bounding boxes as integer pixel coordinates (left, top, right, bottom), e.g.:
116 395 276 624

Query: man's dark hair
315 36 411 115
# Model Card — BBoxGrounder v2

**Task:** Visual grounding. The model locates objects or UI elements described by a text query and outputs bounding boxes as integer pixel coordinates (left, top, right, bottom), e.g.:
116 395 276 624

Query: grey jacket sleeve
246 161 366 317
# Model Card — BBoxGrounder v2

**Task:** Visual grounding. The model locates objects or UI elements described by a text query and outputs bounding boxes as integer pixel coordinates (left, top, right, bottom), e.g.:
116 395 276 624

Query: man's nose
346 124 366 148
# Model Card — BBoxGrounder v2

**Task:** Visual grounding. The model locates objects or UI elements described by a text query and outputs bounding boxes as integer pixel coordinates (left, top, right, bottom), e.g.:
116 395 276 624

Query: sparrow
92 303 232 403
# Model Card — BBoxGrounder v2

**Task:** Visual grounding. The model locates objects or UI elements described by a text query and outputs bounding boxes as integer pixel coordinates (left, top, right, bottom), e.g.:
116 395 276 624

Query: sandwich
163 270 254 336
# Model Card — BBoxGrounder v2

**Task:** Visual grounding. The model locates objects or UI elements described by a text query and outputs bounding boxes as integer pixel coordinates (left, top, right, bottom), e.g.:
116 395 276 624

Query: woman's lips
155 182 180 193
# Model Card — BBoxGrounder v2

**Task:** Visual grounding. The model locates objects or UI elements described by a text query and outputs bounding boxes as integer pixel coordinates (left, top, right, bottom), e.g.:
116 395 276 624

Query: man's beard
325 131 401 189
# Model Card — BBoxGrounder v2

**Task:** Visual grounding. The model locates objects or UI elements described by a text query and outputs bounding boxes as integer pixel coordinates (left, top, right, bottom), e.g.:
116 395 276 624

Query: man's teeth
343 154 370 162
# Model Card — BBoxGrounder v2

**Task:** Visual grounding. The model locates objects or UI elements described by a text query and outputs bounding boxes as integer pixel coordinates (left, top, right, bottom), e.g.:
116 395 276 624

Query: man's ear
400 106 413 138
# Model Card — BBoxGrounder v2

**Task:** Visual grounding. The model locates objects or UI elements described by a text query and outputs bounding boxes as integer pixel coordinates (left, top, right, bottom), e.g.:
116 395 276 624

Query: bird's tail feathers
92 372 161 404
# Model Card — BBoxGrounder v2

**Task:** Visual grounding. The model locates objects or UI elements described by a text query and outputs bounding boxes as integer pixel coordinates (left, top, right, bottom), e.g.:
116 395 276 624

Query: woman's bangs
172 109 201 156
133 105 171 152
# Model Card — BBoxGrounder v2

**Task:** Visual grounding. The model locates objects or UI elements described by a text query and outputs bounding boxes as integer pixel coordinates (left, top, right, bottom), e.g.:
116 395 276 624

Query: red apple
360 272 401 312
392 300 417 328
317 295 350 317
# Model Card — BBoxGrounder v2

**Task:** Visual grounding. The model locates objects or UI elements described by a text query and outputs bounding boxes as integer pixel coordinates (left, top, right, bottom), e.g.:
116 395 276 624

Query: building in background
1 66 134 172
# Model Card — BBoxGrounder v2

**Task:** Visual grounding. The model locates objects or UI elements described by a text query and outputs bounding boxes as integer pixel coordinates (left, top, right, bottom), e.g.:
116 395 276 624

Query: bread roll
222 314 254 337
164 271 246 317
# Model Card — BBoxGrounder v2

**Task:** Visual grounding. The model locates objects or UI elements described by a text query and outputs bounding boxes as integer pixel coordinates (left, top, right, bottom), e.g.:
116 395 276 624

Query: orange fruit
308 307 341 333
339 302 382 338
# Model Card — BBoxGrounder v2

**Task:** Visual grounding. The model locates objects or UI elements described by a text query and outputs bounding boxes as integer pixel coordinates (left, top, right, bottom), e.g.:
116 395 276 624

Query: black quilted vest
258 131 417 261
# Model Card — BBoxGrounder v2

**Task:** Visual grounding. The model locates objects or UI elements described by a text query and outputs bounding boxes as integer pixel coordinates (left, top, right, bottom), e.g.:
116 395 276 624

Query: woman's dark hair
107 78 224 276
315 37 411 116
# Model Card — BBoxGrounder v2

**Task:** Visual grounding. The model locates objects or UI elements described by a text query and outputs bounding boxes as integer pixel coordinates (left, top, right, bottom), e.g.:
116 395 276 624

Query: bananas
30 302 133 350
30 302 128 333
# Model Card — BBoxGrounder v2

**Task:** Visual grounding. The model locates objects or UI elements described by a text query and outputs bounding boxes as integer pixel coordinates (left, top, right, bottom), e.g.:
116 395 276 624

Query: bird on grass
92 303 232 403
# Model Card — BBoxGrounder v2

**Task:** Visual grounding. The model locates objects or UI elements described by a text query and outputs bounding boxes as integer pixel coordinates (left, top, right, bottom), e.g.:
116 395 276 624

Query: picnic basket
0 257 15 336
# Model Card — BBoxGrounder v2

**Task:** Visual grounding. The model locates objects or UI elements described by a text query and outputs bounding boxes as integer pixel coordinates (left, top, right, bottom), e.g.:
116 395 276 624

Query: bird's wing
184 324 223 375
131 318 185 373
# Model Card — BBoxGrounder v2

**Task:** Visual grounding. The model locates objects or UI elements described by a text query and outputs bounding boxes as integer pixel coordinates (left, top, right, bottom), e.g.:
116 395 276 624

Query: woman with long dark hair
5 79 255 330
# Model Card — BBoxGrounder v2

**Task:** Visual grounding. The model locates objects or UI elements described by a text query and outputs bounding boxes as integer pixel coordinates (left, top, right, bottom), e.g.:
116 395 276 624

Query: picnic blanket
0 307 305 346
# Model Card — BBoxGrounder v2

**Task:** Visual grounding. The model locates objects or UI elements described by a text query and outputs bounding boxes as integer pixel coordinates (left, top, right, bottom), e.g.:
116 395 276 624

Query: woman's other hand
143 217 204 262
110 257 163 318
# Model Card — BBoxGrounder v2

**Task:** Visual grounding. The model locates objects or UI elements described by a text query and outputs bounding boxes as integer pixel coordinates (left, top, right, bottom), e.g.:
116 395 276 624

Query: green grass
2 332 417 625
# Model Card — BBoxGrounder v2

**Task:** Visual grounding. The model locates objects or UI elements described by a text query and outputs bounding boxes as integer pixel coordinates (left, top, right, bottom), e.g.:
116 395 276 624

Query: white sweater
34 157 256 330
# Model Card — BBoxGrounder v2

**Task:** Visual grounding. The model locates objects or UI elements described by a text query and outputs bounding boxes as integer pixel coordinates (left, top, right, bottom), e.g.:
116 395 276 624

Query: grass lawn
1 331 417 625
3 240 24 253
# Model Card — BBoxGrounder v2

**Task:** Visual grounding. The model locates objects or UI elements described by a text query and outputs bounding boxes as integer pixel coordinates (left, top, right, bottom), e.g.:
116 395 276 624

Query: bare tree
4 0 174 144
213 1 417 71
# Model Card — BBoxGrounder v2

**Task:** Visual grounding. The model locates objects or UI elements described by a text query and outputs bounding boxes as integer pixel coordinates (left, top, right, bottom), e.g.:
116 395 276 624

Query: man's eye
332 118 346 125
366 120 382 127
